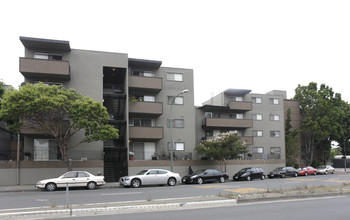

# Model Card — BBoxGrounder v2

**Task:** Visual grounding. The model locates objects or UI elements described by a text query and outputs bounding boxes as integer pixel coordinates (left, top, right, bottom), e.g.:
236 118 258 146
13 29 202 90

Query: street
1 172 350 211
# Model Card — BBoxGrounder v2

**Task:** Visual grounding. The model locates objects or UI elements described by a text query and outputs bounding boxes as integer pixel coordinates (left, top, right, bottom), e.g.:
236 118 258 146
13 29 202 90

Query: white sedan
119 169 181 188
36 171 105 191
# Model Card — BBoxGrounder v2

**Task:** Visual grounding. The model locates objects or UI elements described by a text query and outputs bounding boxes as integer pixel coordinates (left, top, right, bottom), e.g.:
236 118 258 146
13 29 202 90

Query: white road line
101 192 143 196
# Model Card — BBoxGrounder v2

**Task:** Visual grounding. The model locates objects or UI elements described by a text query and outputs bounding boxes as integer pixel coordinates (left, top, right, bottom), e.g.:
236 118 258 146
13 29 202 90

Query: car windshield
137 170 148 175
193 170 205 175
317 165 327 169
273 167 284 171
238 168 250 173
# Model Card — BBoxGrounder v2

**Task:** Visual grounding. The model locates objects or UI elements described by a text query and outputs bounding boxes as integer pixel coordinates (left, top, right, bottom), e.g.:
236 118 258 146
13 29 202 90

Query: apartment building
0 36 195 185
196 89 287 172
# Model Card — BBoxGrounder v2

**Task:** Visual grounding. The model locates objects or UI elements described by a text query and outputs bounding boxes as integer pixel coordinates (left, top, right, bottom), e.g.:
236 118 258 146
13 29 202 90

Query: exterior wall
202 92 224 106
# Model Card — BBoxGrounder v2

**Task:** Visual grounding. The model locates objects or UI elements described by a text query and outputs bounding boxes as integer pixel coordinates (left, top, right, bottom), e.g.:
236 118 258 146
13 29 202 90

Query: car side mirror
204 172 207 175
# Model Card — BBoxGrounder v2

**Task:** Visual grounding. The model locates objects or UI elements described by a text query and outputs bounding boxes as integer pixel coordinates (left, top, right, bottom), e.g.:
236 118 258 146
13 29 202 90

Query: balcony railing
228 101 252 111
202 118 253 129
129 126 163 139
19 58 70 80
129 101 163 116
128 75 162 92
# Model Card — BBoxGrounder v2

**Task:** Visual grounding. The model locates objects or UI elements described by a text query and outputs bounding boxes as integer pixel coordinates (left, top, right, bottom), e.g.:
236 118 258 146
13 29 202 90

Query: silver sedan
119 169 181 188
316 165 335 175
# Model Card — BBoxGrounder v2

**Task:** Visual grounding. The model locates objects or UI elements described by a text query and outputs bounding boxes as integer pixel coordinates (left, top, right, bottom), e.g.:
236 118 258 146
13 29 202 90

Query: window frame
167 72 183 82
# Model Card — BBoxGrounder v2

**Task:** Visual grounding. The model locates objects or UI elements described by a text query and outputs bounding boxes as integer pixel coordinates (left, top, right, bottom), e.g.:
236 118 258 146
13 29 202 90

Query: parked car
233 167 265 181
316 165 335 175
36 171 105 191
119 169 181 188
298 166 318 176
182 169 229 184
267 167 299 178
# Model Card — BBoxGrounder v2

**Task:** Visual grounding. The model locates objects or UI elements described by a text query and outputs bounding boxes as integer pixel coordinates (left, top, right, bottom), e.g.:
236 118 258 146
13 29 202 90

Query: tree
0 83 119 169
285 108 300 168
294 82 348 165
195 131 248 170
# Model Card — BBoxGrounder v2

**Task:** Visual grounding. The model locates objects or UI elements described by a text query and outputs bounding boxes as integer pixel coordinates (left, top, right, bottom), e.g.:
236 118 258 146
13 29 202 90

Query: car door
250 168 257 179
75 172 90 187
58 171 78 188
203 169 214 182
156 170 169 184
143 170 158 185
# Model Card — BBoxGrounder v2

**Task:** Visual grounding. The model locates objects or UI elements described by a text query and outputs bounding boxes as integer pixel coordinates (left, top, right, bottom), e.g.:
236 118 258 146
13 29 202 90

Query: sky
1 0 350 106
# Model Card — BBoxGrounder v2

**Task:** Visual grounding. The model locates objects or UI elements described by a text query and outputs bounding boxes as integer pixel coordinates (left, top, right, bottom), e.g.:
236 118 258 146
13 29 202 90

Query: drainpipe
16 134 20 185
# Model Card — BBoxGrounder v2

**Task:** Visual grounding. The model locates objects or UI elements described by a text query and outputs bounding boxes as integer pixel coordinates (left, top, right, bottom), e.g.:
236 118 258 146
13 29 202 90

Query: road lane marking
193 185 227 189
101 192 143 196
224 188 265 193
36 199 49 202
287 178 318 181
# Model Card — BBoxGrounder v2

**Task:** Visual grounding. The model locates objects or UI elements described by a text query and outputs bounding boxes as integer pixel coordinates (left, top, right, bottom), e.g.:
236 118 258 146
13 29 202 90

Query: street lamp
170 89 189 172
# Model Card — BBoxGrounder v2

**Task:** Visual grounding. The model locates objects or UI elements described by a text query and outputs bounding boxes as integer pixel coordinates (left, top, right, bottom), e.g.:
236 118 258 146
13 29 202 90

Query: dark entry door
104 147 128 182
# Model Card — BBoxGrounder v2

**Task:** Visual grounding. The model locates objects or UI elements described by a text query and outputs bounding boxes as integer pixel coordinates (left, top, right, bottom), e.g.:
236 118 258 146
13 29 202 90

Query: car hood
37 178 58 184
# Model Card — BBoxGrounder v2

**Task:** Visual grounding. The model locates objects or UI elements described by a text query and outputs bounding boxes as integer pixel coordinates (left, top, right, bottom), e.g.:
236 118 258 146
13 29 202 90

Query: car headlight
124 177 129 181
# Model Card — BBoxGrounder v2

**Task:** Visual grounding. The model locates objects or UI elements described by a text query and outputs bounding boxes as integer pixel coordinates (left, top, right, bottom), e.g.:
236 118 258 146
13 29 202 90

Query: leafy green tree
195 131 248 170
294 82 349 165
285 108 300 168
0 82 119 169
0 80 5 100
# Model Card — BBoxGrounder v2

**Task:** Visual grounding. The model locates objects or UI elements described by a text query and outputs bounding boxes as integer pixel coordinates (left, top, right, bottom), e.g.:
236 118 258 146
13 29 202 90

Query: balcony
228 101 252 111
129 126 163 140
19 58 70 80
202 118 252 129
129 102 163 117
128 75 162 92
205 136 253 145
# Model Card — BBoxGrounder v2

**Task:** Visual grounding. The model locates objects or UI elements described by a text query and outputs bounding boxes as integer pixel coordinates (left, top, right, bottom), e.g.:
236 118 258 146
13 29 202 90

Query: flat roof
224 89 251 96
20 36 71 52
128 58 162 69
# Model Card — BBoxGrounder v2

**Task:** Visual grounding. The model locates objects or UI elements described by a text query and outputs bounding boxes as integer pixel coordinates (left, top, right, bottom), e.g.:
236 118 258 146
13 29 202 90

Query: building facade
0 37 297 185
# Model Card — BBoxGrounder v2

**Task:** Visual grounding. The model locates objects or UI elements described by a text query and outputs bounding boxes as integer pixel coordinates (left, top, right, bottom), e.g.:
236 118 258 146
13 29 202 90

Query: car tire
325 171 328 175
261 175 265 180
313 172 317 175
219 176 225 183
332 170 335 174
246 176 251 181
167 177 177 186
45 183 57 191
131 179 141 188
305 172 308 176
197 178 203 184
281 173 286 178
87 181 97 190
294 172 298 177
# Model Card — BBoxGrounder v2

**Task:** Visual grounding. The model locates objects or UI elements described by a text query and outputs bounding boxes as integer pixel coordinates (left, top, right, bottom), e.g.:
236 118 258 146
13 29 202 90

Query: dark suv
233 167 265 181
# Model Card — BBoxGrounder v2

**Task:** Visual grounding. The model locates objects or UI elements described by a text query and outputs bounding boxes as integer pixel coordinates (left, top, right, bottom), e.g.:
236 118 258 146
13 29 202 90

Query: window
34 139 60 161
132 142 156 160
205 112 212 118
253 147 264 154
270 147 281 154
234 96 243 102
34 52 62 61
168 142 185 151
168 119 184 128
253 130 263 137
270 131 281 138
130 118 155 127
230 113 243 119
252 97 262 104
144 96 155 102
269 114 280 121
168 96 184 105
252 114 263 121
131 70 155 77
167 72 183 81
269 98 279 105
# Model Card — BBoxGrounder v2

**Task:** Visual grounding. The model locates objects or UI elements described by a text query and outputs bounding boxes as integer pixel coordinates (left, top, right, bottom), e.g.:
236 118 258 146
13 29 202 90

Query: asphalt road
52 195 350 220
1 173 350 210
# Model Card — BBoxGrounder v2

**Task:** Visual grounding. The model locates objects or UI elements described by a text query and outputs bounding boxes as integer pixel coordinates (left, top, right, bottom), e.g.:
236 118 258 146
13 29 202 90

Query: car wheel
246 176 251 181
167 177 177 186
332 170 335 174
304 172 308 176
197 178 203 184
219 176 225 183
131 179 141 188
325 171 328 175
45 183 57 191
261 175 265 180
294 172 298 177
87 181 97 190
313 171 317 175
281 173 286 178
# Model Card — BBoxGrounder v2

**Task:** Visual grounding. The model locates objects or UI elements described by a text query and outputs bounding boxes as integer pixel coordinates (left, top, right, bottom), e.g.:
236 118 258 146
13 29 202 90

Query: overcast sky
1 0 349 105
